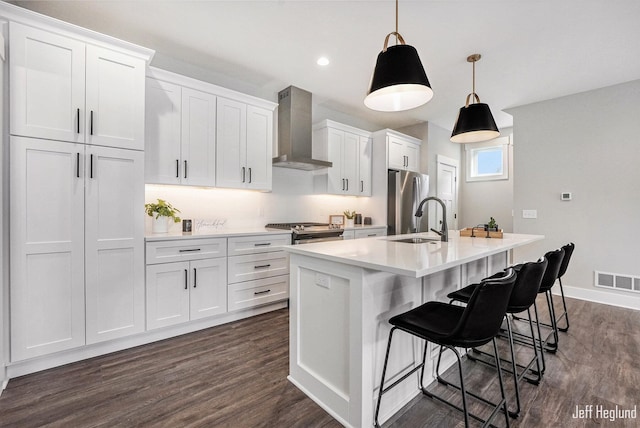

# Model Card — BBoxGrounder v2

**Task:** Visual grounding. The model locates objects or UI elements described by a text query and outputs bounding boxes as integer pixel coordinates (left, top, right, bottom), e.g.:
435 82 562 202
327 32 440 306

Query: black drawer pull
254 264 271 269
254 242 272 247
179 248 201 253
193 268 197 288
76 108 80 134
368 234 376 237
184 269 188 290
254 289 271 296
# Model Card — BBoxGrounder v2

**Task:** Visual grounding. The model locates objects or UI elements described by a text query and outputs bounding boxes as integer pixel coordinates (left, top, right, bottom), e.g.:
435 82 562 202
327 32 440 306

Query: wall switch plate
315 273 330 289
522 209 537 219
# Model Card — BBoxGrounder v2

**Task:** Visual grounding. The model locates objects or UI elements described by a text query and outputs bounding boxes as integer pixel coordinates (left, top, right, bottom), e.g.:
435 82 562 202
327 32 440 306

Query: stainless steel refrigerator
387 170 430 235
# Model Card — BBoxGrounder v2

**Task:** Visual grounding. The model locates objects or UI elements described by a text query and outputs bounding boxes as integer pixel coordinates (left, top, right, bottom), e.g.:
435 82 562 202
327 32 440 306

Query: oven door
293 232 344 244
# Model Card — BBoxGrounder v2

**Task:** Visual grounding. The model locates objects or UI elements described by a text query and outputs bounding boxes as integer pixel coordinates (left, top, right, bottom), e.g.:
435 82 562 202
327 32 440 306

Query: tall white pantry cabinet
7 19 152 360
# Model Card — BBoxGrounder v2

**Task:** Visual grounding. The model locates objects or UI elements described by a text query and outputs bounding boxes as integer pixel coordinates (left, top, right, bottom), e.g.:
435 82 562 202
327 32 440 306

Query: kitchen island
284 232 543 428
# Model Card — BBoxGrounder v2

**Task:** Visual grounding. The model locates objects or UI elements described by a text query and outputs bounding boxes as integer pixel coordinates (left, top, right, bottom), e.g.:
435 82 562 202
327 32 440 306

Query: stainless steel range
265 222 344 244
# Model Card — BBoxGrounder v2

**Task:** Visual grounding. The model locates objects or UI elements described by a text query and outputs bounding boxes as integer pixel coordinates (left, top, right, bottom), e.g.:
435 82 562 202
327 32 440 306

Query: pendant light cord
472 59 476 95
395 0 399 44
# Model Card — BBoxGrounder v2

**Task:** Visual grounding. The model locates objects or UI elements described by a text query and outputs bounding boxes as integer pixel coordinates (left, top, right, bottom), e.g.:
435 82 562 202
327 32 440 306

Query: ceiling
10 0 640 132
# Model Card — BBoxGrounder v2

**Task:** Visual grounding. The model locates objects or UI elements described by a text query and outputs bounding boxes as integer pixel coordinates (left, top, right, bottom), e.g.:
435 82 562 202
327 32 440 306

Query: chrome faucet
415 197 448 242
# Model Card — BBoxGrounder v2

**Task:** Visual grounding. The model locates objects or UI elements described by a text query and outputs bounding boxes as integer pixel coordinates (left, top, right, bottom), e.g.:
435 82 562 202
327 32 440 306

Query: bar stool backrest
449 268 517 348
557 242 575 279
508 257 548 312
538 248 565 293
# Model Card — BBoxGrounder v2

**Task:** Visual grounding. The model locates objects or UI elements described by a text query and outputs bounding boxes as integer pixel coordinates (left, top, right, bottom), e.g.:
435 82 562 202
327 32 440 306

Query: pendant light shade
364 1 433 112
450 54 499 143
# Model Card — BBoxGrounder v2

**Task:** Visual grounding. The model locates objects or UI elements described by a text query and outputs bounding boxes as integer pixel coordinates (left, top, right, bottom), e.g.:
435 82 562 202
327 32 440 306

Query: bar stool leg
544 291 559 352
525 307 543 385
557 277 570 332
374 327 396 428
504 317 521 418
532 301 547 374
492 338 511 428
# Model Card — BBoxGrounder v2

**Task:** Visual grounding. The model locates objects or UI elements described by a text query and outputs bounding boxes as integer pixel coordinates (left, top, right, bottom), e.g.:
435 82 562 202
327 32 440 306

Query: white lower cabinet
227 234 290 311
10 136 145 360
146 238 228 330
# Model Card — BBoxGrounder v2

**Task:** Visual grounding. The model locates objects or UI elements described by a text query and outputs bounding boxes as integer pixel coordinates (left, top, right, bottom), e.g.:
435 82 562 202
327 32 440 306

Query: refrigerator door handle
412 176 420 233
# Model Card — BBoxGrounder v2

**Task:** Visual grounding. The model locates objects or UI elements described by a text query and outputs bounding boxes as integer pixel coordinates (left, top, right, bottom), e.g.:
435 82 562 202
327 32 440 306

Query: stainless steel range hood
273 86 332 171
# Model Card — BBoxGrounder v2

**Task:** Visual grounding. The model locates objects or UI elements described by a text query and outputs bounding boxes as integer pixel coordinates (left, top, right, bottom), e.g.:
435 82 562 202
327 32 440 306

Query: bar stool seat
374 269 517 428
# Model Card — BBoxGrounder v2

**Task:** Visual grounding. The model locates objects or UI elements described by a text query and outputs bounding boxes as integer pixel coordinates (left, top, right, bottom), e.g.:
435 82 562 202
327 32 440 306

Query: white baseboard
554 285 640 311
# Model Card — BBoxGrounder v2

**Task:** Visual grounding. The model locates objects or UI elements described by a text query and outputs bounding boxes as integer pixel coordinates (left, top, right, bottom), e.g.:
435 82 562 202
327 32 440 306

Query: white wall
145 167 384 234
1 27 7 391
508 80 640 298
459 128 514 232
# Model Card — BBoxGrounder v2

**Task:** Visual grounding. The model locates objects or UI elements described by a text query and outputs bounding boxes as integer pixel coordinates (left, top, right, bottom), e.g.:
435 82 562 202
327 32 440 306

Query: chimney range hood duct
273 86 332 171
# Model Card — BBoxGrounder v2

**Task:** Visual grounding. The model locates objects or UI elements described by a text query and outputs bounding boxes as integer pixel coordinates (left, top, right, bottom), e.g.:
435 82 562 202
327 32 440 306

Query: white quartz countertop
283 231 544 278
145 227 291 241
145 224 387 241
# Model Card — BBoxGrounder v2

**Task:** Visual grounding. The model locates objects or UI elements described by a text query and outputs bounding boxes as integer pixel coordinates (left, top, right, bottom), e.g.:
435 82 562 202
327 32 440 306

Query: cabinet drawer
228 251 289 284
227 233 291 256
228 275 289 311
354 228 387 239
146 238 227 264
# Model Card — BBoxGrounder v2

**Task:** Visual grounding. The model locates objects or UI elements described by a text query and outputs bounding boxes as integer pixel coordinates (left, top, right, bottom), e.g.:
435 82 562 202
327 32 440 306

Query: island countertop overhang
283 232 545 278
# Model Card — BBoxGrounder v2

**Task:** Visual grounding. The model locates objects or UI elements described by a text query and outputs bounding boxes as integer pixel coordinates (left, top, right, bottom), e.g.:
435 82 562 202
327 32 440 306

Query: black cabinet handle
184 269 188 290
76 108 80 134
254 264 271 269
361 180 364 192
242 167 246 183
254 242 271 247
254 289 271 296
90 154 94 178
178 248 201 253
346 179 349 191
76 153 80 178
342 179 345 191
90 110 94 135
184 160 187 179
193 268 197 288
248 167 252 183
176 159 179 178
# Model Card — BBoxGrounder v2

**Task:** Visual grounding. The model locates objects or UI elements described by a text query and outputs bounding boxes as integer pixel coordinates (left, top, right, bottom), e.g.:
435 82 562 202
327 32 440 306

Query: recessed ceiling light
317 57 330 66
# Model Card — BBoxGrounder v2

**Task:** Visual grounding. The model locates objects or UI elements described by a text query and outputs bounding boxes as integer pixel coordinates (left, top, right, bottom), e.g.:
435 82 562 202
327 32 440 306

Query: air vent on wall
595 271 640 294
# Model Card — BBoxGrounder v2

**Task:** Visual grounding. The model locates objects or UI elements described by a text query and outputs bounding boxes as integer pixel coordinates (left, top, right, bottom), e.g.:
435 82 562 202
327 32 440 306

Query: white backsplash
145 168 382 234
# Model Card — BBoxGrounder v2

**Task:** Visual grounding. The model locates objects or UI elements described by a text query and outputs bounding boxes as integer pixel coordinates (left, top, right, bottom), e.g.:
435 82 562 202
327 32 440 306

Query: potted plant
344 210 357 228
487 217 498 231
145 199 181 233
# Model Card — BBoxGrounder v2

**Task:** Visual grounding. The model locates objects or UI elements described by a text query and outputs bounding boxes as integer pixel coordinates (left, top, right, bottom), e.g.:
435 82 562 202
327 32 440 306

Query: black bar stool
374 269 517 428
448 257 548 418
535 248 565 353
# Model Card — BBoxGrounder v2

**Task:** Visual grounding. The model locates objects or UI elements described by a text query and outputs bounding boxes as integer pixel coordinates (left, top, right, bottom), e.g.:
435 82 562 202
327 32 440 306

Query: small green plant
487 217 498 230
145 199 181 223
343 210 356 220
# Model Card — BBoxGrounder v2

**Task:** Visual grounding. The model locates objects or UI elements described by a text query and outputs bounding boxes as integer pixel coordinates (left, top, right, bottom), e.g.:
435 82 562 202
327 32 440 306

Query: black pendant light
364 0 433 112
450 54 499 143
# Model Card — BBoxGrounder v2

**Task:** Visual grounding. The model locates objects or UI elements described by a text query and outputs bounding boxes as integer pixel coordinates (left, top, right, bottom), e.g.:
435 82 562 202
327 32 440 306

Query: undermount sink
390 237 440 244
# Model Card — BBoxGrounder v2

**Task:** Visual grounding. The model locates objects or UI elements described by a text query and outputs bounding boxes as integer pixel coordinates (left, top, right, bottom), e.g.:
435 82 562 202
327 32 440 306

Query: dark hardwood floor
1 295 638 427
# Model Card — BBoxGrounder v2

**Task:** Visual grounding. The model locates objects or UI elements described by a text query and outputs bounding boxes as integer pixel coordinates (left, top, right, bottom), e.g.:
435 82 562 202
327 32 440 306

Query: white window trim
465 136 510 182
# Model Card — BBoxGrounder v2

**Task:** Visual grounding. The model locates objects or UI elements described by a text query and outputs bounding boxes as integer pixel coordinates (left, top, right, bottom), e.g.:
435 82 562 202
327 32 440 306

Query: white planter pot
152 216 169 233
345 218 355 228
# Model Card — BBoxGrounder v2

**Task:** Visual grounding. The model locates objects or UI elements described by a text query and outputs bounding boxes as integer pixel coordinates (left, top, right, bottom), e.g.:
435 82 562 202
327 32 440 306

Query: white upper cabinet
313 120 373 196
85 45 145 149
181 87 217 186
10 22 86 143
145 77 217 186
216 98 273 190
9 22 146 150
145 78 182 184
378 130 421 172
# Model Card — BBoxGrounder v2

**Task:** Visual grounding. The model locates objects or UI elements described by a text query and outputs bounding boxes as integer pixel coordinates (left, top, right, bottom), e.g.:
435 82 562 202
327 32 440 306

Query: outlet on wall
315 273 331 289
522 209 537 219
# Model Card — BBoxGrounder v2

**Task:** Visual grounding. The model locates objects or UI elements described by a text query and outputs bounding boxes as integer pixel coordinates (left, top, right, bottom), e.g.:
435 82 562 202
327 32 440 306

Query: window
465 137 510 182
